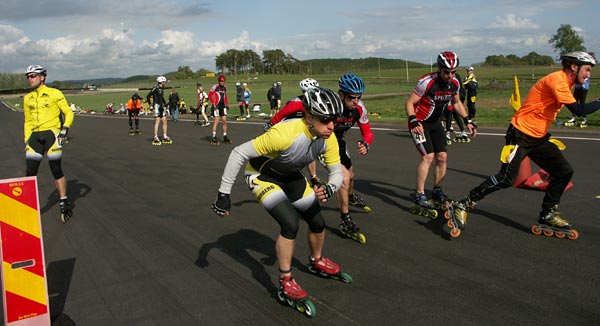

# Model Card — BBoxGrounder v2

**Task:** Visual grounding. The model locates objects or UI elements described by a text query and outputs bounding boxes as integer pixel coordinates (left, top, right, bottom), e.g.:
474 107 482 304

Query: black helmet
302 86 343 119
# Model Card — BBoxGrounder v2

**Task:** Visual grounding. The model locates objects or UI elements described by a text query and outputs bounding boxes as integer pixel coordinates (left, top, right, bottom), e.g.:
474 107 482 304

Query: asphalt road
1 104 599 325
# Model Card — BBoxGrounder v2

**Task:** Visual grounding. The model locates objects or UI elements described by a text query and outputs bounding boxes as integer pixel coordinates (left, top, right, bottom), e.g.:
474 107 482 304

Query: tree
548 24 586 57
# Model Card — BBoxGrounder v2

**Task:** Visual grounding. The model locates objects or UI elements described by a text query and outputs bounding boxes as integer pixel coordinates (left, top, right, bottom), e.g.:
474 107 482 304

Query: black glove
467 119 478 129
211 191 231 216
409 115 419 129
57 127 69 146
319 184 337 200
263 121 274 132
310 175 325 188
358 140 370 153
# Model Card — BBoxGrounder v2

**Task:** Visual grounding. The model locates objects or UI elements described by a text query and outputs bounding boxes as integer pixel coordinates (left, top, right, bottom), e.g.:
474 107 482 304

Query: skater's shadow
354 179 413 212
40 179 92 214
195 229 307 298
46 258 77 325
447 167 490 181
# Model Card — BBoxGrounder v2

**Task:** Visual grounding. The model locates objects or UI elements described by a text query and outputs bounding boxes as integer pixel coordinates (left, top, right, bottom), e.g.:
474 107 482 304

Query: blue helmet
338 74 365 94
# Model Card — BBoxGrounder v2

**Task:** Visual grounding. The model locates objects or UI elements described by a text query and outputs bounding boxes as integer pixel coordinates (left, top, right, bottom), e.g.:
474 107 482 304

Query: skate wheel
301 300 316 318
429 210 438 220
543 230 554 237
409 205 418 214
276 289 286 304
450 227 461 238
554 232 566 239
567 229 579 240
339 272 353 284
356 233 367 245
531 225 542 235
447 220 454 228
444 211 450 220
362 206 372 213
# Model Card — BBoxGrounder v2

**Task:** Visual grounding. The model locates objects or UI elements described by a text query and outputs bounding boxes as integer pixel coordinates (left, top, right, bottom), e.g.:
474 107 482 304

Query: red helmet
437 51 459 69
217 74 226 82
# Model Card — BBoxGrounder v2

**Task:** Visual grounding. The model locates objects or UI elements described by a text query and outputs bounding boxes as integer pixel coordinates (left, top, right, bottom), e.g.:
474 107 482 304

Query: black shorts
411 120 446 156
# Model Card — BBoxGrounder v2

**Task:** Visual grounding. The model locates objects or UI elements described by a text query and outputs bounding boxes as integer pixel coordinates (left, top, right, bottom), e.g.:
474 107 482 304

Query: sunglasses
346 94 362 100
319 117 337 124
27 74 39 79
443 70 457 75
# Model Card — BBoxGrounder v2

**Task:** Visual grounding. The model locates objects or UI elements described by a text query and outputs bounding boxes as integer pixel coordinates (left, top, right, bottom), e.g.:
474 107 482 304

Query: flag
509 75 521 112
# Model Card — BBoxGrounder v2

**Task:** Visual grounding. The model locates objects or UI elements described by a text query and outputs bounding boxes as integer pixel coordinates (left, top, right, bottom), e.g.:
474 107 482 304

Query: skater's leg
221 116 228 135
528 141 573 213
336 165 352 215
276 235 296 277
54 176 67 199
161 116 168 137
153 117 160 138
433 151 447 188
416 153 434 193
307 231 325 263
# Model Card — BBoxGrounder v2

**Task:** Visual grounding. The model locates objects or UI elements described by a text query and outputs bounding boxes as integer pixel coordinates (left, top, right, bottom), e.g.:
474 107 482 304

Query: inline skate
564 117 576 127
338 213 366 244
453 131 470 143
580 118 588 128
59 198 73 224
223 135 232 144
349 192 372 212
129 128 134 136
152 136 162 146
162 135 173 145
307 256 353 284
276 274 316 318
445 131 453 145
431 187 450 211
409 192 438 219
210 136 220 146
446 196 477 238
531 205 579 240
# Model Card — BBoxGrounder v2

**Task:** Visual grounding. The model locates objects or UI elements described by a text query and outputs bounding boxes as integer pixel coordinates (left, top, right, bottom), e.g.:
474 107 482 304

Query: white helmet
242 82 247 86
26 65 47 76
302 86 343 119
561 51 596 67
156 76 167 83
299 78 319 92
235 82 241 86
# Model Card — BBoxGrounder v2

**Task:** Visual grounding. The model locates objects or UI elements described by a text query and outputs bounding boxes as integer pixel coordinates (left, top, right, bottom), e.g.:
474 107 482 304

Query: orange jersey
511 70 575 138
126 98 142 110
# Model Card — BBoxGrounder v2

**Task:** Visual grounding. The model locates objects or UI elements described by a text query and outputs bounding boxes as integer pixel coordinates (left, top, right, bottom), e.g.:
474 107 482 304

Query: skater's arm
218 141 259 194
564 100 600 117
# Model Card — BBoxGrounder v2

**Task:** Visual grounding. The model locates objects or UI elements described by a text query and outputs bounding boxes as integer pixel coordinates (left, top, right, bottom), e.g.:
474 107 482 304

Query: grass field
3 66 599 127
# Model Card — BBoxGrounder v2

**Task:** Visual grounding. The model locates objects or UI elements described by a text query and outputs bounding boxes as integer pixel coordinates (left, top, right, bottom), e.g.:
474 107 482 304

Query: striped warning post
0 176 50 325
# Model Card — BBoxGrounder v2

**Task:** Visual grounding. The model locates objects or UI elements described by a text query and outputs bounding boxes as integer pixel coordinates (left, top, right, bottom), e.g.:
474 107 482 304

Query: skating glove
318 184 337 201
263 121 274 132
310 176 325 188
57 127 69 146
211 191 231 216
358 140 370 153
409 115 419 129
467 119 477 129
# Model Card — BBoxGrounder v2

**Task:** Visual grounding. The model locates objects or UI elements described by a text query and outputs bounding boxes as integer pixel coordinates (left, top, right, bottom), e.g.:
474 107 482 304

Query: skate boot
193 120 200 125
446 131 453 145
409 192 438 219
210 136 220 146
129 128 134 136
446 195 477 237
59 198 73 224
564 117 576 127
135 129 141 135
152 136 162 146
223 135 232 144
349 192 372 212
202 121 211 127
277 274 316 318
580 118 587 128
307 256 353 284
531 205 579 240
338 213 366 244
431 187 450 211
162 135 173 144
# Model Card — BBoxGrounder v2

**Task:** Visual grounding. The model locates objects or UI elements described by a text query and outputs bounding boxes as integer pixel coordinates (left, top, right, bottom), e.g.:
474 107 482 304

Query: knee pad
48 159 64 179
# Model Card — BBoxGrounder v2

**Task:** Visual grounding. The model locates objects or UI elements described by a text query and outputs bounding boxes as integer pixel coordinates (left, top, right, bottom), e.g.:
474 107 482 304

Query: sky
1 0 599 81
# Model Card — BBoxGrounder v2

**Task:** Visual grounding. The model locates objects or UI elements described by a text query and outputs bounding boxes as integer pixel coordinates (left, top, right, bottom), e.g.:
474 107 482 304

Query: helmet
132 93 140 100
235 82 241 86
217 74 226 82
437 51 459 69
26 65 47 76
467 66 474 71
273 82 278 87
156 76 167 83
302 86 343 119
299 78 319 91
338 74 365 94
242 82 247 86
196 82 202 86
561 51 596 67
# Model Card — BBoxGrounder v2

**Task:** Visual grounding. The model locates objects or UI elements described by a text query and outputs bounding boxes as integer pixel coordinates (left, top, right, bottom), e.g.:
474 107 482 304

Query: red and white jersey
412 72 460 122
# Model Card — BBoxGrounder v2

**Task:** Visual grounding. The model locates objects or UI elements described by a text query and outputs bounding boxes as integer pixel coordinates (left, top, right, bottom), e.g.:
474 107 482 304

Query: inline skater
211 86 351 317
126 93 142 135
195 82 210 126
146 76 172 145
208 74 230 145
405 51 476 219
23 65 75 223
450 51 599 239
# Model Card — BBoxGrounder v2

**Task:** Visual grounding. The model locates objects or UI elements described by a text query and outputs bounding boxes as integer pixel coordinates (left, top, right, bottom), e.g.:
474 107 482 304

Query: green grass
3 66 599 127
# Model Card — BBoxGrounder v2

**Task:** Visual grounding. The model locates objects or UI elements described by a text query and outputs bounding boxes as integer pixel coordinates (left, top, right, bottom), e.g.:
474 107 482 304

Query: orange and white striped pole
0 176 50 325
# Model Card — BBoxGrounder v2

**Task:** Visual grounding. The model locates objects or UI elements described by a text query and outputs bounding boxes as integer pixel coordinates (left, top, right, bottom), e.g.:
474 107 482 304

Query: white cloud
488 14 539 29
341 30 355 44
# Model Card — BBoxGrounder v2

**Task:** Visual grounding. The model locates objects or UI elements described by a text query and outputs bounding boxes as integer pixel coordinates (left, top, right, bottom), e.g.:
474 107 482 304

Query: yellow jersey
23 84 74 142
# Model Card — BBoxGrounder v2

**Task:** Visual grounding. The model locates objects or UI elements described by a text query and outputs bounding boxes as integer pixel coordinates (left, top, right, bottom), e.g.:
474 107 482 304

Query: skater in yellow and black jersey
23 65 74 223
451 52 600 239
211 86 352 317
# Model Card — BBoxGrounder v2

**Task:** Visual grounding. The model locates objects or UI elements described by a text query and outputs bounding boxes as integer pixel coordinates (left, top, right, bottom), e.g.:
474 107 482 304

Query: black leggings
469 124 573 212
